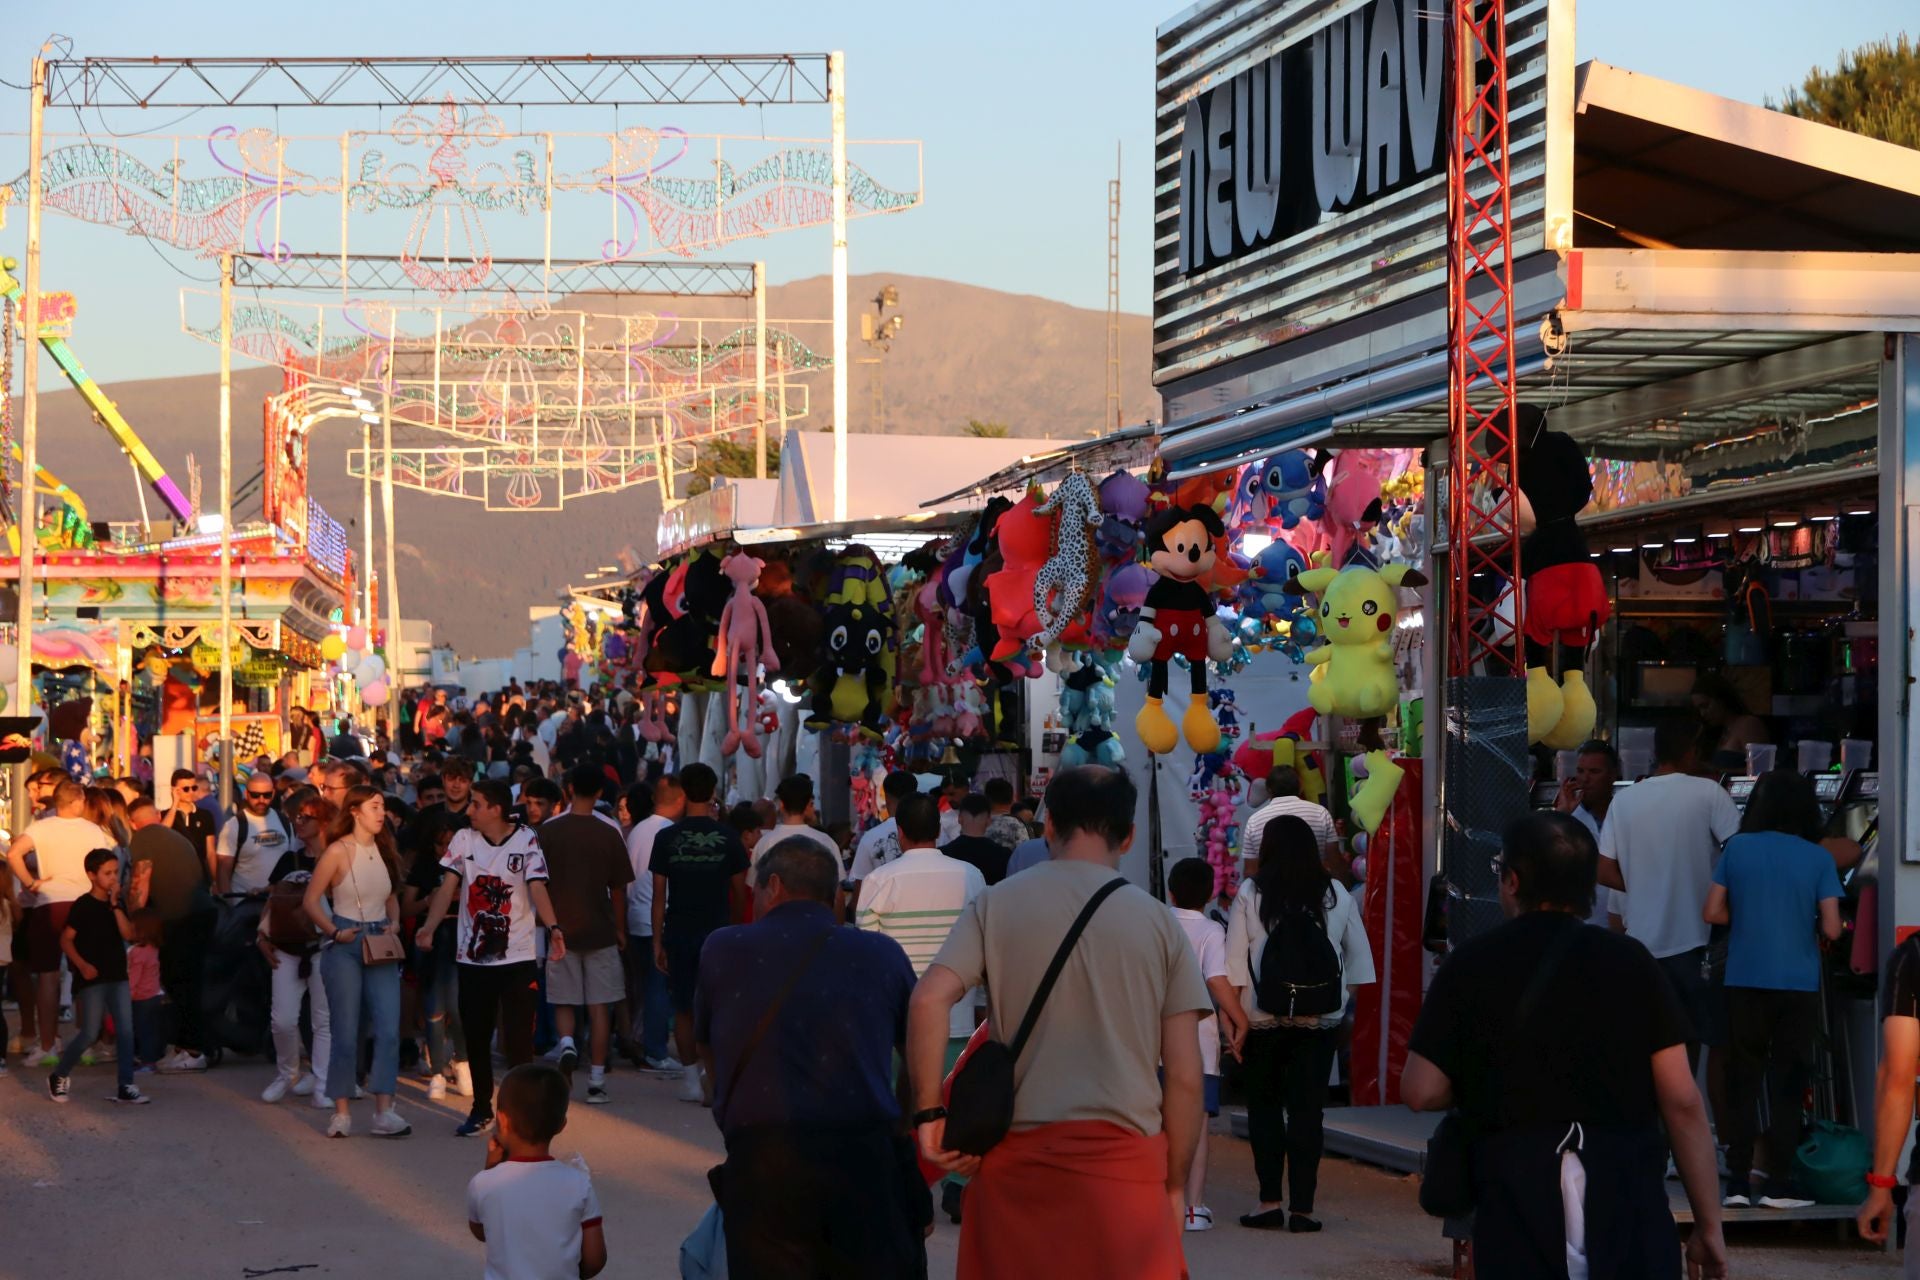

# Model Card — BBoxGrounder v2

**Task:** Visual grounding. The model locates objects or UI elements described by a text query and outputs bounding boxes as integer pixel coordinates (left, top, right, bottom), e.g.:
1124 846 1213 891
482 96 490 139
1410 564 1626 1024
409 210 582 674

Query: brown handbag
343 843 403 966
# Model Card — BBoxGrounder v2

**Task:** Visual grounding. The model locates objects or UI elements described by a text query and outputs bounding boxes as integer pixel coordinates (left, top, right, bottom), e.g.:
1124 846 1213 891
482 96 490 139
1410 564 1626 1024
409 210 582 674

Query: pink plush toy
709 552 780 758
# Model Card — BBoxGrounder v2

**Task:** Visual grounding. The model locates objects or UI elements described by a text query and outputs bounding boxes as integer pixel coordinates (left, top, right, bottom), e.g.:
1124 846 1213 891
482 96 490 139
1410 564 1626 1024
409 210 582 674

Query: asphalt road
0 1051 1900 1278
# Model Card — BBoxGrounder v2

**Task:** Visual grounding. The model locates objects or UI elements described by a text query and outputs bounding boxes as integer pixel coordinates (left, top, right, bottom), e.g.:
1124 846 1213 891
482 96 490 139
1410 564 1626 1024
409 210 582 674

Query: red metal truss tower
1447 0 1525 678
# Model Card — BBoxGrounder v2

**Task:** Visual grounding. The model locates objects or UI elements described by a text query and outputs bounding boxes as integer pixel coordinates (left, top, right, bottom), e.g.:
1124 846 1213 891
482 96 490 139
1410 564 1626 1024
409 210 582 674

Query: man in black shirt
1401 812 1726 1280
163 769 217 884
650 762 749 1104
940 794 1010 886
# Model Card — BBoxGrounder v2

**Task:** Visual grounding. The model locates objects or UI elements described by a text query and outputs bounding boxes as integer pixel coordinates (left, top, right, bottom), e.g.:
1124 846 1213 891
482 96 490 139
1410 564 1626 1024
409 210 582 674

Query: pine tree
1775 35 1920 150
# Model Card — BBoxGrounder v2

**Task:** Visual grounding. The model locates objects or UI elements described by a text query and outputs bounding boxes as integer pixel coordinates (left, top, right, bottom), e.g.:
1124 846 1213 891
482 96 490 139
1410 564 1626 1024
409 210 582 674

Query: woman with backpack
1226 814 1375 1233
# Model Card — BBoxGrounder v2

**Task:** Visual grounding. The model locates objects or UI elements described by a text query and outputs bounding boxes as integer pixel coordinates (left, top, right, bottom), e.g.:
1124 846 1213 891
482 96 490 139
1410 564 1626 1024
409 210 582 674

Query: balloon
347 626 368 651
362 679 390 707
320 634 346 661
340 647 362 674
357 654 387 684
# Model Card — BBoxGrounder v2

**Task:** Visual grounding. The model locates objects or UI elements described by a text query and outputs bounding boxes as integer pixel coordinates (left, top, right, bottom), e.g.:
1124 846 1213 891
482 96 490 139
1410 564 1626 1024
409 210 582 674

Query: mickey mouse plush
1506 403 1608 747
1128 504 1234 754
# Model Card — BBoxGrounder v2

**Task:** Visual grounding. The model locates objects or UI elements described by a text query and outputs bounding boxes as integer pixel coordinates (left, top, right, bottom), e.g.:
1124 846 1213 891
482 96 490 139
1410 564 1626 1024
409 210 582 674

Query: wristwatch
1866 1172 1899 1189
911 1106 948 1127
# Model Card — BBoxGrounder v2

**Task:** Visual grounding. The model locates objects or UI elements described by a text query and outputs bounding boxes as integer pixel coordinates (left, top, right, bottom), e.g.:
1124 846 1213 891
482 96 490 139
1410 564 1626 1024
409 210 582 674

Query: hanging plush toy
1293 562 1428 721
50 697 94 784
1095 469 1151 563
806 603 890 737
1235 537 1309 627
709 552 779 758
1504 403 1608 748
1129 505 1234 755
1030 471 1104 652
988 490 1055 661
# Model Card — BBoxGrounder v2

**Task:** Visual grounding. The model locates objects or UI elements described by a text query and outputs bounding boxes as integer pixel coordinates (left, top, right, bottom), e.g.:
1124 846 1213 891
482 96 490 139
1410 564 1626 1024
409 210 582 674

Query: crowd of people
8 682 1894 1278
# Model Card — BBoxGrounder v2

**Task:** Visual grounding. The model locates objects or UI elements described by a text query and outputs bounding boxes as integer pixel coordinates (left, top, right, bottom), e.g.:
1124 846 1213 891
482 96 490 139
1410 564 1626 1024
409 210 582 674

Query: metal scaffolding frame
1447 0 1525 679
44 54 833 109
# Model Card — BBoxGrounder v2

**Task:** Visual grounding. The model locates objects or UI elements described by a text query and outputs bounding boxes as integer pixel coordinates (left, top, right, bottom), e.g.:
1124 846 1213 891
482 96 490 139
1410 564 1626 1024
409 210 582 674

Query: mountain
10 274 1157 655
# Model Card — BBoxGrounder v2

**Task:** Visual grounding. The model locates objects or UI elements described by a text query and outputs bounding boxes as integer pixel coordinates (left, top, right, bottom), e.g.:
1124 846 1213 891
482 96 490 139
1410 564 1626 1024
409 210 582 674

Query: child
127 915 165 1072
51 849 149 1104
1167 857 1247 1232
467 1062 606 1280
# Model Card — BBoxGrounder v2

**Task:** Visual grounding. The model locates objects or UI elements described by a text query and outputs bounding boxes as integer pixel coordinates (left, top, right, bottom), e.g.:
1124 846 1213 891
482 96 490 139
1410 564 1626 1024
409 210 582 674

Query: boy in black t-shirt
52 849 150 1105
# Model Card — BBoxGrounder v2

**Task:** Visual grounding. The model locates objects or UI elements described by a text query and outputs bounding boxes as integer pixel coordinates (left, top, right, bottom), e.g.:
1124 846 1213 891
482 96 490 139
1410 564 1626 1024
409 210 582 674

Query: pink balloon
361 679 390 707
346 625 369 651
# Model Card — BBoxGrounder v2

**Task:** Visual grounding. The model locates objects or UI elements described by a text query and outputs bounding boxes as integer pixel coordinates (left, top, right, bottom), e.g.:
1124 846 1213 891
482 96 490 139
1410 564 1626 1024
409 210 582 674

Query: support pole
754 261 768 481
361 419 374 626
382 385 401 706
12 55 44 833
218 251 234 816
829 50 848 523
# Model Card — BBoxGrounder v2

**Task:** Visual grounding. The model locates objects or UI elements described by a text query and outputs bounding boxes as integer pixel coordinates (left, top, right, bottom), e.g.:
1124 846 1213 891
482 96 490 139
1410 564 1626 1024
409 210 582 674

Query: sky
0 0 1913 389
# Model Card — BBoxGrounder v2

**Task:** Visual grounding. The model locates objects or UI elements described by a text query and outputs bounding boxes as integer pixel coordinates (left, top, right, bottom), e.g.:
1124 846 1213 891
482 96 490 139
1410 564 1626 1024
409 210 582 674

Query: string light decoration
7 123 921 279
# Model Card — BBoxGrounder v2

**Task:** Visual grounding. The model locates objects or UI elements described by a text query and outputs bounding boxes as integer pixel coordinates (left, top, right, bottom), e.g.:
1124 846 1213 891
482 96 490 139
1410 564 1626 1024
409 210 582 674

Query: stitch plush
1128 504 1235 754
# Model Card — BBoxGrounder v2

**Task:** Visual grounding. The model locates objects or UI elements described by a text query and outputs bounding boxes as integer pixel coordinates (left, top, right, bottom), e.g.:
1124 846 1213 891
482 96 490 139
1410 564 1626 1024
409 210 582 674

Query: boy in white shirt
1168 857 1248 1233
467 1062 607 1280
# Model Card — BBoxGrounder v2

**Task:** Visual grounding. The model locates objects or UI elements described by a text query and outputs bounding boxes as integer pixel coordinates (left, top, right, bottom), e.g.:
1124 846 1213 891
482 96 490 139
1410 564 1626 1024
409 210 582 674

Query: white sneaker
678 1064 705 1104
1758 1191 1816 1210
450 1061 473 1097
261 1074 293 1104
326 1112 351 1139
1185 1206 1215 1232
427 1074 447 1102
370 1107 411 1138
311 1090 333 1110
643 1054 684 1074
291 1073 316 1097
158 1052 207 1074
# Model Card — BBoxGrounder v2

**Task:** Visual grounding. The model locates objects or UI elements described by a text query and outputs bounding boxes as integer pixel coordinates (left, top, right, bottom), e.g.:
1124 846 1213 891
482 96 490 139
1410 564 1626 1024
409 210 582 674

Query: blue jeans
132 996 165 1065
320 915 401 1097
419 924 464 1074
57 980 134 1089
625 931 670 1059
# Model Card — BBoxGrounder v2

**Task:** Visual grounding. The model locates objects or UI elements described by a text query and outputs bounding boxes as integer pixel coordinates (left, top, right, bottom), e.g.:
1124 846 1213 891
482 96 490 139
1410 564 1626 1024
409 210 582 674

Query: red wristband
1866 1172 1899 1189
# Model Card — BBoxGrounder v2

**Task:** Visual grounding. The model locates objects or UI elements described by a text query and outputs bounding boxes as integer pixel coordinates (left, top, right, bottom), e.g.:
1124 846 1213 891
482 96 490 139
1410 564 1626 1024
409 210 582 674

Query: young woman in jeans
1225 815 1375 1233
303 785 410 1139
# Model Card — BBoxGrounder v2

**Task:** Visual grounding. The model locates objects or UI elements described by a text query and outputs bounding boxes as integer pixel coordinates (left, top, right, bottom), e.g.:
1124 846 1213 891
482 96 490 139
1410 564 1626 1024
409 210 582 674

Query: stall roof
1157 60 1920 472
921 423 1162 506
773 429 1060 526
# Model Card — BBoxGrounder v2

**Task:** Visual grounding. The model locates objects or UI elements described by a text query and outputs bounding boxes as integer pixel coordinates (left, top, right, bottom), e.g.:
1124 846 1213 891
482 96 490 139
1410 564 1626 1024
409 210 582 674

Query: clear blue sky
1 0 1913 387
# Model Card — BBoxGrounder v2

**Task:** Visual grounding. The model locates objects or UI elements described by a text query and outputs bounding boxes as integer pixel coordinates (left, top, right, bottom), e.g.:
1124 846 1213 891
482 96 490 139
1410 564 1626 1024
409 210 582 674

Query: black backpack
1251 892 1343 1018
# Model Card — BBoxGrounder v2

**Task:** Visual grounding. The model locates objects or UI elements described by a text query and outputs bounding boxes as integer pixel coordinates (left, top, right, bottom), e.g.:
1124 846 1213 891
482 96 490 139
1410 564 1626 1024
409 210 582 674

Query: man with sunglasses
217 777 291 898
164 769 218 885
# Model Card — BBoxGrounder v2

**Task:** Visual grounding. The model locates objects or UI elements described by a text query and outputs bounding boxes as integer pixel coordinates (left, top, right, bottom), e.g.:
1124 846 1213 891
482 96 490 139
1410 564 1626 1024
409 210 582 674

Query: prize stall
1149 0 1920 1205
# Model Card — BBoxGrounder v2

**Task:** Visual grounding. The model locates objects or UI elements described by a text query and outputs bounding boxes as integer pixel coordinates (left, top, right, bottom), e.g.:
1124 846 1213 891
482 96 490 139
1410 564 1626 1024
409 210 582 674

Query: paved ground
0 1051 1901 1278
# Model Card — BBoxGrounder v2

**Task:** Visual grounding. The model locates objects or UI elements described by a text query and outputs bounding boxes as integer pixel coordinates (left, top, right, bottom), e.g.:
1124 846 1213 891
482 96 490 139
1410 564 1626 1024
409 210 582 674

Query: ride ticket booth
1150 0 1920 1222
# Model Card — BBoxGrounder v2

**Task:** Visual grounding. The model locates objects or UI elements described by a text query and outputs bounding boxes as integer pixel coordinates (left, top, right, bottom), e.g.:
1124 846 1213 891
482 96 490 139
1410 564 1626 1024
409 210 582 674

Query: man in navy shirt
695 835 930 1277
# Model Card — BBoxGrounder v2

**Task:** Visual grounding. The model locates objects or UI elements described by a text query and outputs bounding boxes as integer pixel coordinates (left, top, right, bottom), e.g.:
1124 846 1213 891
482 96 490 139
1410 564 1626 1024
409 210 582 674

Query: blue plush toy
1235 537 1309 623
1267 451 1326 529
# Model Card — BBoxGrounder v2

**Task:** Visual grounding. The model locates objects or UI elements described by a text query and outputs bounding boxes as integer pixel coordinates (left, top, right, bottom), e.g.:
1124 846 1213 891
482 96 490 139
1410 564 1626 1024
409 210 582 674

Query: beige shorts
545 945 624 1006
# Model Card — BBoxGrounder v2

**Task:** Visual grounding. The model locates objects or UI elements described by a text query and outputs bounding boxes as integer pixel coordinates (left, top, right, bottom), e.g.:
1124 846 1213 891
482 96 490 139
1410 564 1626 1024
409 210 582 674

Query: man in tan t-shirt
910 764 1210 1279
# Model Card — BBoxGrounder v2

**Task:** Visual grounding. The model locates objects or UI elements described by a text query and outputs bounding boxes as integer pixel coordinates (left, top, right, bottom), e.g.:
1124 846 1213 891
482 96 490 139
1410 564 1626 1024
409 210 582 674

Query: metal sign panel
1154 0 1563 392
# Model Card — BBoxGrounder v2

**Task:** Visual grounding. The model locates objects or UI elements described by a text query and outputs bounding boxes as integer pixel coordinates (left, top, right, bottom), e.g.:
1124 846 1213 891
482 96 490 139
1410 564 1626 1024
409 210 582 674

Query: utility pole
1106 142 1122 436
12 53 44 834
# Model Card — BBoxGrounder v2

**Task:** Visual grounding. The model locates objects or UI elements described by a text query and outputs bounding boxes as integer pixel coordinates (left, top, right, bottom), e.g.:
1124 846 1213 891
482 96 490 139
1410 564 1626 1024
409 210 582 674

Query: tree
684 437 780 496
1775 35 1920 150
965 419 1010 438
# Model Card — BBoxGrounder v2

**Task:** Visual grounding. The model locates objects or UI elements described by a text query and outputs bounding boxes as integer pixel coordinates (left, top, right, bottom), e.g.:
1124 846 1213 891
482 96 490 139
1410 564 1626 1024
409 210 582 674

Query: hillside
11 274 1156 654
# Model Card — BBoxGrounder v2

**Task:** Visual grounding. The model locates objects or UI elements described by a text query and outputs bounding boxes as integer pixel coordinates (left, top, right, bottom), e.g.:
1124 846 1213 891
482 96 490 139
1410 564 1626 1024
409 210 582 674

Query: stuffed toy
1293 562 1428 721
939 498 1012 611
1347 749 1406 837
709 553 779 759
50 696 93 784
755 558 823 681
1092 562 1152 649
806 603 891 736
1095 469 1151 562
988 490 1055 661
1505 403 1608 748
1235 537 1309 626
1031 471 1104 652
1128 504 1235 754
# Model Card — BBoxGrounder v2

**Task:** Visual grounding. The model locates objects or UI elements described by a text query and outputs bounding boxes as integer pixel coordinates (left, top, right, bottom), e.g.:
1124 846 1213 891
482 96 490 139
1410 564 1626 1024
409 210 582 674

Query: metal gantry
44 54 834 109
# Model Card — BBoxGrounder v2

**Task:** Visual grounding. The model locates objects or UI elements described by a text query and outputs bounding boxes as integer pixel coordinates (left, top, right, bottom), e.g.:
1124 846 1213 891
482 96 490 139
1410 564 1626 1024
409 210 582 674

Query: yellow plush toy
1294 563 1428 719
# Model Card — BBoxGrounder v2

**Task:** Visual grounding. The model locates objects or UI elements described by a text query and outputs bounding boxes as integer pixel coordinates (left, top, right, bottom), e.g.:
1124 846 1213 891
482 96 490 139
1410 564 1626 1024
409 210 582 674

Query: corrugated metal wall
1153 0 1552 391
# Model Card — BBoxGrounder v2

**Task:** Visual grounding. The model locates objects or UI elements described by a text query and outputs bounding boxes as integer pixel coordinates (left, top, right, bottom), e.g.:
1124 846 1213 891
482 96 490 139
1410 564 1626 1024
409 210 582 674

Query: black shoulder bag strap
721 926 835 1104
1006 877 1128 1060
